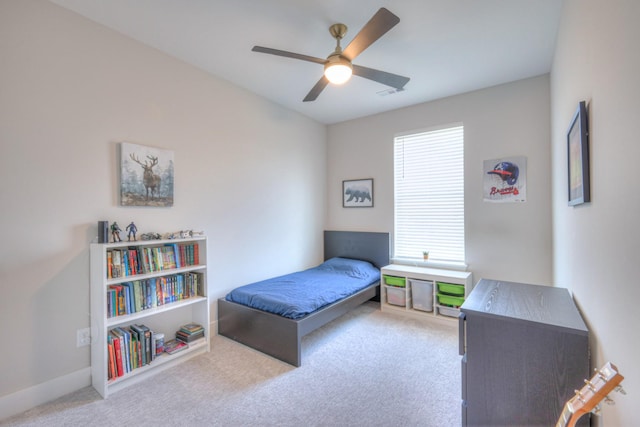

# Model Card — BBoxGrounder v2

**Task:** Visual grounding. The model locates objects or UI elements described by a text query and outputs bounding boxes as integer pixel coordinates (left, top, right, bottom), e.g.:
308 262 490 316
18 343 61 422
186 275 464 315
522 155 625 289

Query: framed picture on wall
343 178 374 208
567 101 590 206
483 156 527 203
120 142 174 207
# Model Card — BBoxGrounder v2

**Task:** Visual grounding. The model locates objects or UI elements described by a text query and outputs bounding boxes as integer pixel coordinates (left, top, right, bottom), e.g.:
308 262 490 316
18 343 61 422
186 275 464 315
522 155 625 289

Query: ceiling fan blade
303 76 330 102
352 64 410 90
252 46 326 65
342 8 400 61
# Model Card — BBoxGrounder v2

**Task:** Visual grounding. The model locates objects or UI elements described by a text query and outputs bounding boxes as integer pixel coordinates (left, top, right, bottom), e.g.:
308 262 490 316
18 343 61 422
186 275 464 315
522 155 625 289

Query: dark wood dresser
459 279 589 426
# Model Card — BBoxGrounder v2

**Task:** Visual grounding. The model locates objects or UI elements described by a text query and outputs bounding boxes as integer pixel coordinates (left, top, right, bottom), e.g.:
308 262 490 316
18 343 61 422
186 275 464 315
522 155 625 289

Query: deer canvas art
120 142 174 207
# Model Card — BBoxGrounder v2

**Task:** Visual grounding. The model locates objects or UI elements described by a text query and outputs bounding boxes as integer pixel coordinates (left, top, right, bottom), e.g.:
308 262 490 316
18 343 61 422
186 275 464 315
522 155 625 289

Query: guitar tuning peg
604 396 616 405
615 385 627 395
584 379 596 392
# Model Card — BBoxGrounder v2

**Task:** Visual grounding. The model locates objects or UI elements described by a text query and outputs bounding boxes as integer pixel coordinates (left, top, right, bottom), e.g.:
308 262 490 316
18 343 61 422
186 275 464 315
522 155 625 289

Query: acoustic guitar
556 362 625 427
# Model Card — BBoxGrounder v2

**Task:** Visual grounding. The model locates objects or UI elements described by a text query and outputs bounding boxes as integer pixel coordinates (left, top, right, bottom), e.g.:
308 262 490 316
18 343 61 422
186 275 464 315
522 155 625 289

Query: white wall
0 0 326 413
551 1 640 425
327 75 552 286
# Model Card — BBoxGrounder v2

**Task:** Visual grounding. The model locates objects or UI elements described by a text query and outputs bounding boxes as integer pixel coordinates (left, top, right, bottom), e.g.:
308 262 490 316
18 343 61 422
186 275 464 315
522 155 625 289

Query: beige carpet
1 302 461 426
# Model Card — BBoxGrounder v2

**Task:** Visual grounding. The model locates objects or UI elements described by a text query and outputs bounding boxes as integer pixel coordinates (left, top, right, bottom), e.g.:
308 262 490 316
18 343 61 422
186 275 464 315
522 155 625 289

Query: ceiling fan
252 7 410 102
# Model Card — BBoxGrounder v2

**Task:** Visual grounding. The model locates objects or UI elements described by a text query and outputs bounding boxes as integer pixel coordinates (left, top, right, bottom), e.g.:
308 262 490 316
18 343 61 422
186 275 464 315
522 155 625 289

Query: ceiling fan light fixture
324 55 353 85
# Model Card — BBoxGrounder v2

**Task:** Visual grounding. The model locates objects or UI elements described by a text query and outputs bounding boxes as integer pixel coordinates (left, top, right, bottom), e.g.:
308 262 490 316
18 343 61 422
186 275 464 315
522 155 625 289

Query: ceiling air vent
377 87 405 96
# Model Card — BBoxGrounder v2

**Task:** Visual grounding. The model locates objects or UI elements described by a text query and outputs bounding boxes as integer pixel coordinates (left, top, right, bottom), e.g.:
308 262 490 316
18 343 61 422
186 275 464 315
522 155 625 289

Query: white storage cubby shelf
90 236 210 398
380 264 473 323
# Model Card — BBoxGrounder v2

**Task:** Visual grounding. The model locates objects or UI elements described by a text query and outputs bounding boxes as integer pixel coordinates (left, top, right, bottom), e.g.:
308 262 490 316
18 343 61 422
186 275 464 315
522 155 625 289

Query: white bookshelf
90 236 209 398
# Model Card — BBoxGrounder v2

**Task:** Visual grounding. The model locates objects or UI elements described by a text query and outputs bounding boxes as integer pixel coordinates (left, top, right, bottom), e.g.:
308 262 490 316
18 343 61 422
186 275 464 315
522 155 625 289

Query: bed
217 230 390 367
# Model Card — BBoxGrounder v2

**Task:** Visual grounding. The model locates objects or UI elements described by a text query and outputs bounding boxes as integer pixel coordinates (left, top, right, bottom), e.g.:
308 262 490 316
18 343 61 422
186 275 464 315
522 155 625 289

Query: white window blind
393 125 465 264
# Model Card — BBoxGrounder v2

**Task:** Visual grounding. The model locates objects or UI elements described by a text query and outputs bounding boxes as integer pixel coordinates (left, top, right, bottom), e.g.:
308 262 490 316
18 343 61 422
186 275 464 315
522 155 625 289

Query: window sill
390 258 468 272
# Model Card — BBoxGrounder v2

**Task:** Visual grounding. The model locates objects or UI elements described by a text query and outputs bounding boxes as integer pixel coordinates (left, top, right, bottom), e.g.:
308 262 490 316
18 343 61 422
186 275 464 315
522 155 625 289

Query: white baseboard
0 367 91 421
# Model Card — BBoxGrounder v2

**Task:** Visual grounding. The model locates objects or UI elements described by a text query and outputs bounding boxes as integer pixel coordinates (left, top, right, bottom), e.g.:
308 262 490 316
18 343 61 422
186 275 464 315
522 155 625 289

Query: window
393 124 465 265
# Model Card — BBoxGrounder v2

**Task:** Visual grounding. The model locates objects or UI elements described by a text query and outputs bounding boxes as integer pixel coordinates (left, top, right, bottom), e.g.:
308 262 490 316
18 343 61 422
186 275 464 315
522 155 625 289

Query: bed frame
217 230 390 367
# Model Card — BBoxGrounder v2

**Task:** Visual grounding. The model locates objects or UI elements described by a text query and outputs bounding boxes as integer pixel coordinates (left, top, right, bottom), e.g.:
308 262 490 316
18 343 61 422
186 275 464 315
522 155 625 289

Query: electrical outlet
77 328 91 347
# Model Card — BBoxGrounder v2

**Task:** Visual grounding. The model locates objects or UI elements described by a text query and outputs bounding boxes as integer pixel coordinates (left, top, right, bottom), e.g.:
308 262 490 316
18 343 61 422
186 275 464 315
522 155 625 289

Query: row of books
107 272 203 318
107 324 157 380
108 322 206 380
106 243 200 279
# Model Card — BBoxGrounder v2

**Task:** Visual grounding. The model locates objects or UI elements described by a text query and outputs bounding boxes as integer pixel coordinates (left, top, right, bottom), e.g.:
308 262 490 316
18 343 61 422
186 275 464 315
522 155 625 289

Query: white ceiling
49 0 564 125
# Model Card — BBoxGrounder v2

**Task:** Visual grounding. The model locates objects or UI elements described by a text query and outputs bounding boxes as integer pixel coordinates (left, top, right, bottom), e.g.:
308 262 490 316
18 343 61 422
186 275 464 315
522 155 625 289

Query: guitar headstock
557 362 625 427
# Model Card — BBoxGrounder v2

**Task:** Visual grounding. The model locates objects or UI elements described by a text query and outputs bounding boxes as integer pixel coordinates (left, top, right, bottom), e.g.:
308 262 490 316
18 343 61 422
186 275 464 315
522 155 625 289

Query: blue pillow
316 257 379 280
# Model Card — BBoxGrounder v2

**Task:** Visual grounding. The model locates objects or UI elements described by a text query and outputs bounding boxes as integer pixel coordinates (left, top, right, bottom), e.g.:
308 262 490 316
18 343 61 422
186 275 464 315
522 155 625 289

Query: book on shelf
175 322 205 343
170 243 181 269
112 327 132 373
122 250 130 276
130 324 151 365
129 324 146 367
111 250 122 278
176 330 205 343
107 342 116 380
180 322 204 333
121 283 134 315
164 339 188 355
141 324 152 364
109 332 124 378
121 326 139 370
163 245 177 269
150 330 157 362
109 329 125 374
107 251 113 279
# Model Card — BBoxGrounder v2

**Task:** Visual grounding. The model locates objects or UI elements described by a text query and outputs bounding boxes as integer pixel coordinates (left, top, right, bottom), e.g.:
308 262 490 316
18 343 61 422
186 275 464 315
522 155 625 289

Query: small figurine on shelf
110 222 122 243
165 229 193 240
126 221 138 241
140 232 161 241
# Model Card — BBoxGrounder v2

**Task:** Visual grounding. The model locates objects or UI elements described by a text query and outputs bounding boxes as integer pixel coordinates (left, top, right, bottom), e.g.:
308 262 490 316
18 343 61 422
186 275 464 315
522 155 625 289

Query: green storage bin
383 275 406 288
437 282 465 296
437 293 465 307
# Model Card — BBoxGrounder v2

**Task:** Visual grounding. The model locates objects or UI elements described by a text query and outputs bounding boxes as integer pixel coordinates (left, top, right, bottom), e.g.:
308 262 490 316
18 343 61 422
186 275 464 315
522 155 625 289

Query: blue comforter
225 257 380 319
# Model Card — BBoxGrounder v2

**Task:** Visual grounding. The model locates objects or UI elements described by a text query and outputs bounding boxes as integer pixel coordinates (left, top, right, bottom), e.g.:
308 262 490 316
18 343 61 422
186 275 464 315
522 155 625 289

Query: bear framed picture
343 178 374 208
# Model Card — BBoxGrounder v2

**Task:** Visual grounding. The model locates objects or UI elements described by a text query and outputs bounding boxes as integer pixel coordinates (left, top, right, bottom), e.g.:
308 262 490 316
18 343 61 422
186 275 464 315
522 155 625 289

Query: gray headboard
324 230 390 269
